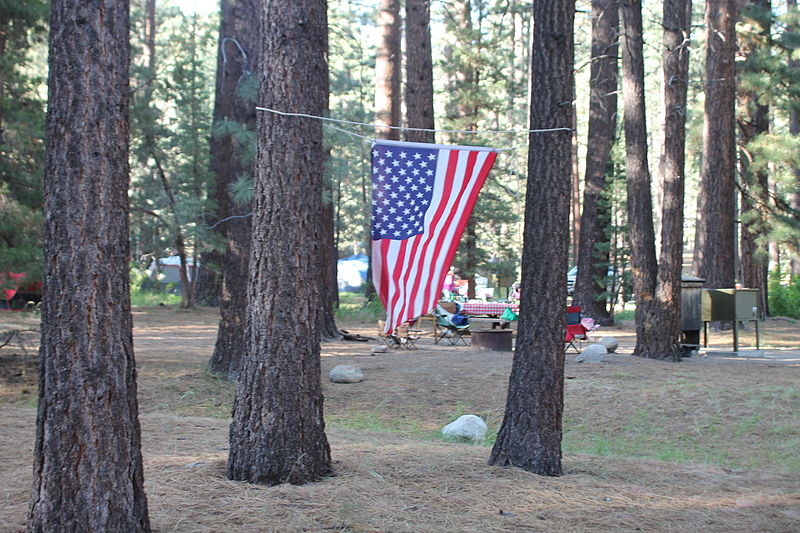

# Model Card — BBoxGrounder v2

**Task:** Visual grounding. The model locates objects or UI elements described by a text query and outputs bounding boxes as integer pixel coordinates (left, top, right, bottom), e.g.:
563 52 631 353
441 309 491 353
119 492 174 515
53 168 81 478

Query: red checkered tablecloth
460 302 519 316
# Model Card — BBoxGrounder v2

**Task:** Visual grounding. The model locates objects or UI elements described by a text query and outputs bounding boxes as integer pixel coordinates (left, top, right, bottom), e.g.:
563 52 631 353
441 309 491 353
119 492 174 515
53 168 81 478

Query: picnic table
460 301 519 317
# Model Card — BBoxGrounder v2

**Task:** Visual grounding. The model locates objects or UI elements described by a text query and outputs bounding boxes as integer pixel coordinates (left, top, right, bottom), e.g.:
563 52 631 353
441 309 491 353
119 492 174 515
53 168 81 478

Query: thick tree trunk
207 0 258 379
645 0 693 360
405 0 435 144
227 0 332 485
573 0 618 326
29 1 151 530
694 0 737 288
737 0 771 316
620 0 659 357
489 0 574 476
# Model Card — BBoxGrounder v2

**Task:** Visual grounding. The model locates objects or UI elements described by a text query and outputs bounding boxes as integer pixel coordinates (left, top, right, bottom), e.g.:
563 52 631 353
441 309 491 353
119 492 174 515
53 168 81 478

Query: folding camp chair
433 305 470 345
377 320 400 349
394 322 420 349
378 320 421 349
565 305 588 353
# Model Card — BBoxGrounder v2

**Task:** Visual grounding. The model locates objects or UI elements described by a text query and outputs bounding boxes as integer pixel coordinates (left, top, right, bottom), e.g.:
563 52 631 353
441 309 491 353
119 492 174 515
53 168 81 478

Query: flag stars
370 145 439 240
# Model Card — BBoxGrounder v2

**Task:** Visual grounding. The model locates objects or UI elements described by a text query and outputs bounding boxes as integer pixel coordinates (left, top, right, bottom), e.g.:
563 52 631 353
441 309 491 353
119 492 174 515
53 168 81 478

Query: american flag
371 139 497 333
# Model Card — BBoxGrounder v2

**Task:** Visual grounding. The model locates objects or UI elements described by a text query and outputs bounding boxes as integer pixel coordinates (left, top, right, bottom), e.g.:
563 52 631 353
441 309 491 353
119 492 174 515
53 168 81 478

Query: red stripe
378 149 497 332
438 151 496 275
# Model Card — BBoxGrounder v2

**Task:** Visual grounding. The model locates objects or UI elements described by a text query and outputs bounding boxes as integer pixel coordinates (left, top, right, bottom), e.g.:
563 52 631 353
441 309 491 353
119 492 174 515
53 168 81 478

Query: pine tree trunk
405 0 435 144
29 1 151 530
320 157 341 340
375 0 401 140
227 0 332 485
790 0 800 276
694 0 737 288
367 0 402 302
207 0 258 379
573 0 618 326
489 0 574 476
648 0 693 360
737 0 771 316
620 0 659 356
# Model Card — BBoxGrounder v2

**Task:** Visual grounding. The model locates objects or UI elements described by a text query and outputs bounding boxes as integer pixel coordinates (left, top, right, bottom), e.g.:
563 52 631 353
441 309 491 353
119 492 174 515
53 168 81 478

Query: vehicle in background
567 266 616 296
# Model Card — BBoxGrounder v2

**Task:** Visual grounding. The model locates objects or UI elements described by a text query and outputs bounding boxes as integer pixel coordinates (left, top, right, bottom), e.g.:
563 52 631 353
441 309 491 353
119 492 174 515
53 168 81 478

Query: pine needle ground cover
1 307 798 531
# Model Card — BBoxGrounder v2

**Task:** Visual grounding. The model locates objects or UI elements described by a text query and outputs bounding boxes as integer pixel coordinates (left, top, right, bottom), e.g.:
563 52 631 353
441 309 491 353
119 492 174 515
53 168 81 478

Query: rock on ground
442 414 487 443
599 337 619 353
576 344 608 363
329 364 364 383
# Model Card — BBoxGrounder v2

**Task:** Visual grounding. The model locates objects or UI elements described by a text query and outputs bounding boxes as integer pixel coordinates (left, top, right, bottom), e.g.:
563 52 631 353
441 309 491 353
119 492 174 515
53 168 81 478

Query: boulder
442 414 487 443
599 337 619 353
576 343 607 363
329 364 364 383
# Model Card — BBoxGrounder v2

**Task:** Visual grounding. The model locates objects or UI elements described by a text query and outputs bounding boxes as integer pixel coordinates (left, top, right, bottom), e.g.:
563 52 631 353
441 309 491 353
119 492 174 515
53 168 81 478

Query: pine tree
489 0 574 476
29 1 151 529
227 0 332 485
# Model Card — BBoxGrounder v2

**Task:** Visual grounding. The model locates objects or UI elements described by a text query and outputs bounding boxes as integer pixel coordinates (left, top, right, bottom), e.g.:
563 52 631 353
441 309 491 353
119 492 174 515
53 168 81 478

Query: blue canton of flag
371 144 437 240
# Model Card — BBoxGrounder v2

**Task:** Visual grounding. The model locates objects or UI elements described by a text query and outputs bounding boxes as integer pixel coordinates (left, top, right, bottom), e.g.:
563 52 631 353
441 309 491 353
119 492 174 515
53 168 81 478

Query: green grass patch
131 290 181 307
335 293 386 322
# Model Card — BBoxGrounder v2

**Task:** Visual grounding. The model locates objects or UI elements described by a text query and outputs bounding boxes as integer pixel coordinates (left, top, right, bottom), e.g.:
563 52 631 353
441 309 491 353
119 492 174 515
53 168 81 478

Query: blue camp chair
433 305 470 345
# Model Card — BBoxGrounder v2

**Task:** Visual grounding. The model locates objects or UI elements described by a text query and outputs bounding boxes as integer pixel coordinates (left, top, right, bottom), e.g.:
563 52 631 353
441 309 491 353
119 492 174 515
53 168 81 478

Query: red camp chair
565 305 588 353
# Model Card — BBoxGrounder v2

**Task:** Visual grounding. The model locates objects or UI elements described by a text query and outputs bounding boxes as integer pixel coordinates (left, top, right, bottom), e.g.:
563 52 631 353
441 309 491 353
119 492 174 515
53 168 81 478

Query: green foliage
0 193 42 279
768 271 800 319
0 1 47 277
129 3 219 272
327 0 376 257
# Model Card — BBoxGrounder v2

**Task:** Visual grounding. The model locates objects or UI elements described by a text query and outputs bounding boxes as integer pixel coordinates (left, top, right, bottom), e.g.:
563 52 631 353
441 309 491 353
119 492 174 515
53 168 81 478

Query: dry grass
1 306 799 532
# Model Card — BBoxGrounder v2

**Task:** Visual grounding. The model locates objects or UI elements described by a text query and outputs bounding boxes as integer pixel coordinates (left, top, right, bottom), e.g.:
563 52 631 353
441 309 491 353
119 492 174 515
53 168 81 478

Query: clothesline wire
255 106 573 136
322 123 527 152
208 108 545 229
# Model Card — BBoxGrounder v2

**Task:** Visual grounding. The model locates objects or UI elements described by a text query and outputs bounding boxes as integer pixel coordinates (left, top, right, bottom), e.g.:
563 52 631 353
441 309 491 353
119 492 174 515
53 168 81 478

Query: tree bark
227 0 332 485
573 0 618 326
737 0 771 315
367 0 402 302
404 0 435 144
645 0 693 360
489 0 574 476
790 0 800 276
207 0 258 380
375 0 401 140
28 1 151 530
320 148 341 340
694 0 737 288
619 0 659 357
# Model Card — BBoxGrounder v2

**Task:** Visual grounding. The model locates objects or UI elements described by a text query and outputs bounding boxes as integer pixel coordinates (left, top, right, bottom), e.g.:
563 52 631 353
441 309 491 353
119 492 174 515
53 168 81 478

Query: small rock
442 414 487 443
184 461 205 468
329 364 364 383
599 337 619 353
371 345 387 354
576 343 607 363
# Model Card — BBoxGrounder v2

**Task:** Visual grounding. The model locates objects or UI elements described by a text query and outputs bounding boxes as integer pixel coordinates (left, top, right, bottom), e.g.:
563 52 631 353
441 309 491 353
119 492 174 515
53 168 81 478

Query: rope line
255 106 573 136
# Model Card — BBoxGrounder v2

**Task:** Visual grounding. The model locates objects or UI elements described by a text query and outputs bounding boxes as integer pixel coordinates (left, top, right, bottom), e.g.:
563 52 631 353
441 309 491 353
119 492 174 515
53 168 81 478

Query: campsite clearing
1 307 798 532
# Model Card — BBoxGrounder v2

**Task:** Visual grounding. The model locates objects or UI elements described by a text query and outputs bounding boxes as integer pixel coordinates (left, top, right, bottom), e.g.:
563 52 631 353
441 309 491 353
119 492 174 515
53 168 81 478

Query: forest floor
1 306 799 532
